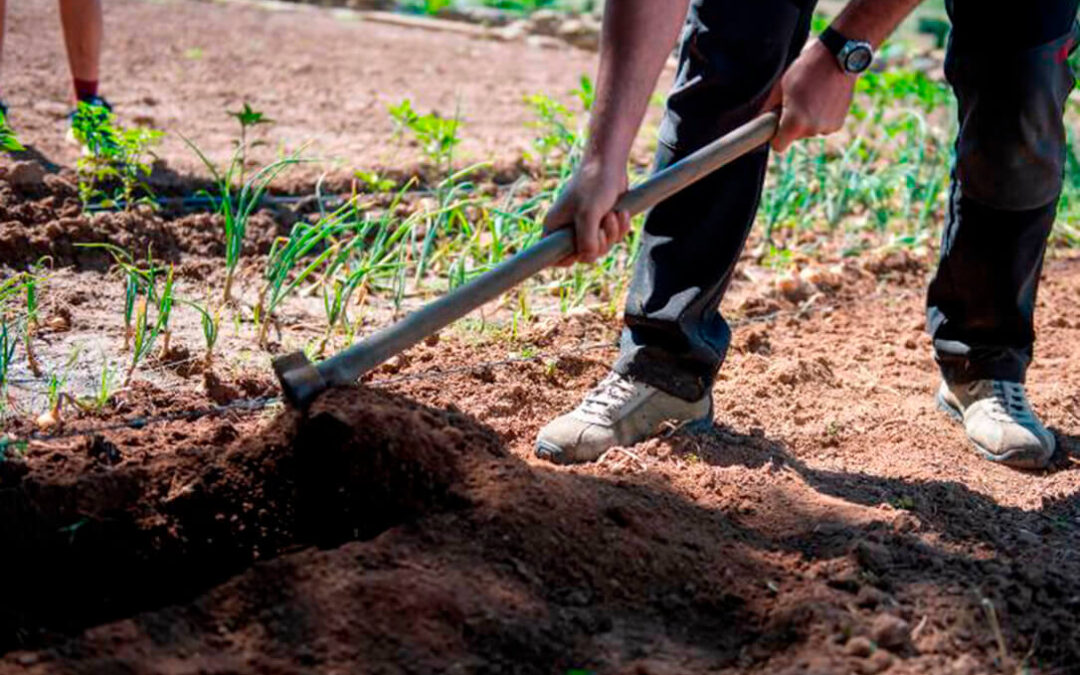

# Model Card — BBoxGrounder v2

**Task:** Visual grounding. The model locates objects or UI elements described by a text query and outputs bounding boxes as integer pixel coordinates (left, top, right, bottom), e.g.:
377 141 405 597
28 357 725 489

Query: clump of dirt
0 386 502 654
0 174 284 268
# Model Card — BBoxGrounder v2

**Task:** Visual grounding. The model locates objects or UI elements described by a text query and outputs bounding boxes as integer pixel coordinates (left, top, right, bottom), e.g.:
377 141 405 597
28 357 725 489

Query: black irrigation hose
0 301 815 453
83 193 353 213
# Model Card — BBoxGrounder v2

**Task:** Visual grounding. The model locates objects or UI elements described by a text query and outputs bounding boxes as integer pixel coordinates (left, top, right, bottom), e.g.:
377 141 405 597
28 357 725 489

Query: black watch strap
819 26 849 58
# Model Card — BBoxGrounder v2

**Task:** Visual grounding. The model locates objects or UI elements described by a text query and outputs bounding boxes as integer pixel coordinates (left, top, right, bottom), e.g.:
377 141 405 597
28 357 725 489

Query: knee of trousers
947 26 1078 211
658 0 808 151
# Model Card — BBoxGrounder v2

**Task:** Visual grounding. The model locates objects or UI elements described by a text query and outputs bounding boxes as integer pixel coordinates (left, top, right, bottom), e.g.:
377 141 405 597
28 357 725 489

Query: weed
355 170 396 193
72 102 162 209
389 99 462 173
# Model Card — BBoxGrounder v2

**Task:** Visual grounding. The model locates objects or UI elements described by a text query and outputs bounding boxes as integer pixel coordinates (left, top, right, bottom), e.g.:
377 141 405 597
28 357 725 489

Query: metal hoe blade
272 112 780 409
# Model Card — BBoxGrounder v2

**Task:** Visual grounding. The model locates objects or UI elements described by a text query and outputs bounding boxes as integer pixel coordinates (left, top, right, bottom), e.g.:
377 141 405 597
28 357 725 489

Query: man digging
536 0 1075 469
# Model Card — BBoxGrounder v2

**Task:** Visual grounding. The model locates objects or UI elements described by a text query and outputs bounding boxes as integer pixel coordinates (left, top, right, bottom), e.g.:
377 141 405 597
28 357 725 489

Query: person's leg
535 0 818 463
928 0 1078 384
928 0 1077 468
58 0 103 102
0 0 7 103
613 0 818 402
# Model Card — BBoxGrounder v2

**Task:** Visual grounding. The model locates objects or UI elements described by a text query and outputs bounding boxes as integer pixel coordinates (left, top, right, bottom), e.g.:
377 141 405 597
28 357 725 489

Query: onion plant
181 107 309 303
181 298 222 368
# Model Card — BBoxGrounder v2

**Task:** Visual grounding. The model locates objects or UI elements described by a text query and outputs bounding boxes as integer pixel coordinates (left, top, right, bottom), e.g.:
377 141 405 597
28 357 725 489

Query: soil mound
0 387 502 656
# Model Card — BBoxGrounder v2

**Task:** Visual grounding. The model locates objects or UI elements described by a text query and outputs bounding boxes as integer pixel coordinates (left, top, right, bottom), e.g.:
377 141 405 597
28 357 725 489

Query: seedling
0 108 24 153
78 359 118 413
181 298 222 368
182 109 308 303
125 264 174 385
389 99 462 173
0 320 17 390
255 198 363 346
227 102 274 186
71 101 162 209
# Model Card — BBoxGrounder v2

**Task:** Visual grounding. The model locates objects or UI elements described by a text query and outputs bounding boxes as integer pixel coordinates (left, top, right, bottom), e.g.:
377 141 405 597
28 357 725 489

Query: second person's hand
543 159 632 266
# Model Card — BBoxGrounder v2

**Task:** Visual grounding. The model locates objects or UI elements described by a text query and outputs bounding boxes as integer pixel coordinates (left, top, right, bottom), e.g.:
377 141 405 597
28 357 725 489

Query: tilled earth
1 173 1079 673
1 1 1080 673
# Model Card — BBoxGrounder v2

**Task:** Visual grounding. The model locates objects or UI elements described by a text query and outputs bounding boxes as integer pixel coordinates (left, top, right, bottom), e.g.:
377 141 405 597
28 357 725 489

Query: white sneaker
535 372 712 465
937 379 1056 469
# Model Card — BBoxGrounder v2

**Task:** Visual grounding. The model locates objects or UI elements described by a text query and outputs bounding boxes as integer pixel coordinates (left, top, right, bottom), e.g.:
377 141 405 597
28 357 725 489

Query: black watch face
845 46 873 74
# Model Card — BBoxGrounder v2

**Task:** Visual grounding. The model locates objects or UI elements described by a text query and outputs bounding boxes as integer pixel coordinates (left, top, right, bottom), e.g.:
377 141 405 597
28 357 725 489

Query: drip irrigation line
0 300 830 452
0 340 617 451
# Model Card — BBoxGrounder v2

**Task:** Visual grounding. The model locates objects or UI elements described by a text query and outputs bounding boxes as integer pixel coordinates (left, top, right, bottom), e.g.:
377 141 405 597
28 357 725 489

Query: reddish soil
1 243 1079 673
0 0 635 184
1 2 1079 673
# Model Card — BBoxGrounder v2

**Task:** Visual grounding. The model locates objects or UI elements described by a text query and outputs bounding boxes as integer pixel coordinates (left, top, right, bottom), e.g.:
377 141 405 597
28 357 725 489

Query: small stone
858 649 894 675
775 270 812 303
490 20 528 41
1016 529 1041 546
950 654 980 675
870 614 911 650
845 636 874 658
854 540 893 574
855 585 890 609
9 161 46 191
527 8 562 35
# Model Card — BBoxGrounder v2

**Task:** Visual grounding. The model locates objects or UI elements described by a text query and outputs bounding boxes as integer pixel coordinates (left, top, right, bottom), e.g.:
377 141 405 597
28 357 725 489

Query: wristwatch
819 26 874 75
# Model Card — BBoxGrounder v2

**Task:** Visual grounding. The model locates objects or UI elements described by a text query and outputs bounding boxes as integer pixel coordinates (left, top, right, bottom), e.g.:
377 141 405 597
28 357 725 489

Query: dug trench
2 377 1080 672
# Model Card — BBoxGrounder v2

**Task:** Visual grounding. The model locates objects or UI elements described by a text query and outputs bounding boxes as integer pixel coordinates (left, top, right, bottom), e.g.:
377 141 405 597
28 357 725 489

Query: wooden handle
317 112 779 386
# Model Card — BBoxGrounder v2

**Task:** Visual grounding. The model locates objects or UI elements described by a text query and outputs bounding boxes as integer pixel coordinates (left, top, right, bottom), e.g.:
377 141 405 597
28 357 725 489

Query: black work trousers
614 0 1079 401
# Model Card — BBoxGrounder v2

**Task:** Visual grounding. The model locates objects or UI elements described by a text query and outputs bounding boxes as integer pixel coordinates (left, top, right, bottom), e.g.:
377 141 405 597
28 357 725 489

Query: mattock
274 112 779 409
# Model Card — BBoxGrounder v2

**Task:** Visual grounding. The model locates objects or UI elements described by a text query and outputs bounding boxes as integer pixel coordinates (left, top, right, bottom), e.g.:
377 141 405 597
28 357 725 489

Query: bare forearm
831 0 925 47
586 0 689 166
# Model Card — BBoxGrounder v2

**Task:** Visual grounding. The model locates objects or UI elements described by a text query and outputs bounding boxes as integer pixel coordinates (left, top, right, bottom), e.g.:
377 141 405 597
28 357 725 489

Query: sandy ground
1 0 628 180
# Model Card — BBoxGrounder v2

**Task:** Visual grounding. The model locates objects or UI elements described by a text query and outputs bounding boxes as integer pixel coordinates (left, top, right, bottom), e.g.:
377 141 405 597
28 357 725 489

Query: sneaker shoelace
579 373 640 423
972 380 1036 425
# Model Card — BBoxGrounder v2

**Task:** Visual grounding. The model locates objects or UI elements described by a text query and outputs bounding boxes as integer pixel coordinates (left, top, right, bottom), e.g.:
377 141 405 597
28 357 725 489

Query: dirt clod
870 614 911 651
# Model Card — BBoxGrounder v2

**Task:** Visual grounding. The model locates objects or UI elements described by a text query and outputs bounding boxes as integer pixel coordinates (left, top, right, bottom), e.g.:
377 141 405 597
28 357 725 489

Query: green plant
71 101 162 209
227 102 274 186
389 99 462 173
182 109 308 303
255 199 363 346
84 359 117 412
0 320 17 390
125 264 174 385
355 170 396 193
181 298 222 368
74 243 174 384
0 108 24 153
401 0 451 14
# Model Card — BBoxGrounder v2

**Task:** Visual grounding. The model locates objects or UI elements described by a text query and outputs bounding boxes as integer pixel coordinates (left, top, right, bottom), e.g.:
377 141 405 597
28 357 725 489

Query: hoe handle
317 112 778 387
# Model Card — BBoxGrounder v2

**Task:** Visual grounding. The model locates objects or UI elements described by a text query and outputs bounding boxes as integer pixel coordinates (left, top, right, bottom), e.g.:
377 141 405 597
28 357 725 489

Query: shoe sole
535 411 714 467
936 392 1055 470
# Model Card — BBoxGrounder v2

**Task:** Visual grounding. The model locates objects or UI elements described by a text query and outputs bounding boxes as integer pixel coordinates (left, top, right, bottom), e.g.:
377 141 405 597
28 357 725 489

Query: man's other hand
543 159 631 266
768 39 858 153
